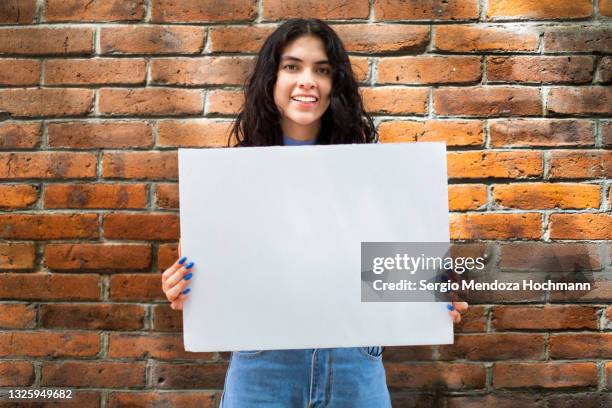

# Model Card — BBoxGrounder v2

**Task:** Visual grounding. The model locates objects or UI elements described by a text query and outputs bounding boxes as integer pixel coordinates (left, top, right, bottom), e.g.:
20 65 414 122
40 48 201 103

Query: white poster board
179 142 453 352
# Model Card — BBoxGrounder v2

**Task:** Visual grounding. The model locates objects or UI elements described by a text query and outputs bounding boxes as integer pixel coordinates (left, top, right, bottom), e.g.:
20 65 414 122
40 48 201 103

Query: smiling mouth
291 96 318 103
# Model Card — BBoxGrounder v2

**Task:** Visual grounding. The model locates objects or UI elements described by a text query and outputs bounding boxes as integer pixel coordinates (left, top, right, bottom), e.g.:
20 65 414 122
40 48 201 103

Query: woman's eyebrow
281 55 330 65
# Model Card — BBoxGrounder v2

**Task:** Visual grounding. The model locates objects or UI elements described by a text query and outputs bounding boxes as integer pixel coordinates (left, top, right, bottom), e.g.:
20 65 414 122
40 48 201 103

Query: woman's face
273 35 332 140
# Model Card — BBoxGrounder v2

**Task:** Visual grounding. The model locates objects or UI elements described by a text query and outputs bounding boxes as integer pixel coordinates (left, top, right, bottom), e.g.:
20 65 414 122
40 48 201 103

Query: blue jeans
220 347 391 408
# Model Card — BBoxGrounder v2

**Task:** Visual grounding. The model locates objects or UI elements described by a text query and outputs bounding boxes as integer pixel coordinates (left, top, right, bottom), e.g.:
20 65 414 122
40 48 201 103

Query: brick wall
0 0 610 407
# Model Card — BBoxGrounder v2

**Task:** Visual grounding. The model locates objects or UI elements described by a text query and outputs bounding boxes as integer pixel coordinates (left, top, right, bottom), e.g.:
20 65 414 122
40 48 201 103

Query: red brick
350 57 369 82
598 56 612 84
601 0 612 16
447 151 542 179
487 56 594 84
0 59 39 85
448 184 487 211
108 392 217 408
45 243 151 271
0 303 36 328
156 183 179 209
434 87 541 116
157 243 179 270
444 393 549 408
0 242 36 270
362 87 428 115
40 303 146 330
100 25 205 54
44 58 146 85
210 26 275 53
44 0 145 22
0 361 34 387
603 121 612 146
109 273 165 301
391 393 435 408
375 0 478 20
262 0 368 20
439 333 545 361
151 57 254 86
490 119 594 147
493 362 597 389
0 88 93 117
487 0 592 20
434 25 539 52
547 87 611 116
333 24 429 54
157 119 232 147
152 362 228 389
44 183 147 209
0 0 37 24
550 213 612 240
550 333 612 359
103 212 179 240
207 90 244 116
381 346 433 361
499 242 601 272
152 304 182 331
379 120 484 146
152 0 256 22
109 333 215 360
0 213 99 239
99 88 202 116
549 150 611 179
378 56 481 85
48 121 152 149
0 184 38 208
42 361 145 388
492 305 598 330
0 27 93 55
0 331 99 357
102 151 178 179
0 273 100 300
386 363 485 389
544 27 612 53
450 213 541 240
455 305 487 333
0 121 40 149
550 278 612 303
493 183 600 209
0 152 96 179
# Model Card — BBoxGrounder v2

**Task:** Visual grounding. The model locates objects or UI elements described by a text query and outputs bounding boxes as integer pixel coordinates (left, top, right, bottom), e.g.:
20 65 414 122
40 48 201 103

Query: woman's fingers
166 275 192 302
447 302 468 324
450 310 461 324
164 262 194 293
170 292 189 310
161 255 187 285
454 301 468 313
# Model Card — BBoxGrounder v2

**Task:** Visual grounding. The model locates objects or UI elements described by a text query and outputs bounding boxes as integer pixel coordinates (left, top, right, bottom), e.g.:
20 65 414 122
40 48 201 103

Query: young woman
161 18 467 407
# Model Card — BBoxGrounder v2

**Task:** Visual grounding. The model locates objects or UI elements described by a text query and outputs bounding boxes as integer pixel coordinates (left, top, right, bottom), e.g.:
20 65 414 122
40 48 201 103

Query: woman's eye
318 67 331 75
284 64 298 71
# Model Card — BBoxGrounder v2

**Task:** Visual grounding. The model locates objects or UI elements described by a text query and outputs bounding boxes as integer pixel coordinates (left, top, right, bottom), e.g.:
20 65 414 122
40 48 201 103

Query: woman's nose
297 70 316 89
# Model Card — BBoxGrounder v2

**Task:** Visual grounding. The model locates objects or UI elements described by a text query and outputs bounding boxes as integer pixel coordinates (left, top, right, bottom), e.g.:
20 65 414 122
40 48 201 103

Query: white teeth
292 96 317 102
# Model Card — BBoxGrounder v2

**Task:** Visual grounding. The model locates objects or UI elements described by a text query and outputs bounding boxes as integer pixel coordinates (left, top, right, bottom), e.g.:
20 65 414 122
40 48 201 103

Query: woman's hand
161 240 195 310
448 301 468 324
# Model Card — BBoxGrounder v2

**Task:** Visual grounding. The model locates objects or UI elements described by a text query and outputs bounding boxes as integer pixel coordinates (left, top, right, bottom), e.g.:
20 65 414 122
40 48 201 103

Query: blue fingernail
178 256 187 265
182 288 191 295
185 262 194 269
184 272 193 281
447 304 454 311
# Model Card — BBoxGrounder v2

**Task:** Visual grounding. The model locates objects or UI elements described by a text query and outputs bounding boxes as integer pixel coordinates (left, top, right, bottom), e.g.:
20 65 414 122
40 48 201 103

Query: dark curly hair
229 18 376 147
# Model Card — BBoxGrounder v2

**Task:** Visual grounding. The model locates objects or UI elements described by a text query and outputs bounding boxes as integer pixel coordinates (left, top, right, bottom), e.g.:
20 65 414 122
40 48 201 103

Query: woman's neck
281 120 320 142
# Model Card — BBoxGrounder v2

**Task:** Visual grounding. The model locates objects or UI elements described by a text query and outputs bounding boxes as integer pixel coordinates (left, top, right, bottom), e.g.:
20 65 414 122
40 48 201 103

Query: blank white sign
179 142 453 352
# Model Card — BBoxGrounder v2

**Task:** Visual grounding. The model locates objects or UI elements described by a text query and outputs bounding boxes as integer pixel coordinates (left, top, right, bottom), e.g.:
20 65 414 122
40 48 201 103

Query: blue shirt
283 134 316 146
